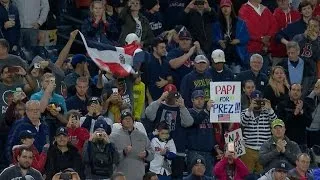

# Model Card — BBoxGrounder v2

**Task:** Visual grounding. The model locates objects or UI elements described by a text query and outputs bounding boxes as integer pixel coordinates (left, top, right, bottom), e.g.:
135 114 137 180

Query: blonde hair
268 66 290 97
89 0 105 18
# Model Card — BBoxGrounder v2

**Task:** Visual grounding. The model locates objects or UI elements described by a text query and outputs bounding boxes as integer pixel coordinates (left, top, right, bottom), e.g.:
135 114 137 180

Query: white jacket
149 137 176 175
13 0 49 28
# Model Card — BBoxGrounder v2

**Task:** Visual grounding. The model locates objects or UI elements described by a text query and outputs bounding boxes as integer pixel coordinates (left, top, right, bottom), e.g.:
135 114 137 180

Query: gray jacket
259 136 301 172
0 165 43 179
307 91 320 130
110 128 154 180
258 168 290 180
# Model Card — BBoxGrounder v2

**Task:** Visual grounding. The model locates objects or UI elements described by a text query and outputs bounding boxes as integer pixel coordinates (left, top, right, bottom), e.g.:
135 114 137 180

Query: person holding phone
214 143 249 180
241 90 277 174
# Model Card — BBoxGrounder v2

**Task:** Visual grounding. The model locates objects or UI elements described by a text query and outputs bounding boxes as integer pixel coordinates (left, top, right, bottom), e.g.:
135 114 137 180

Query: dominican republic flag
79 32 144 77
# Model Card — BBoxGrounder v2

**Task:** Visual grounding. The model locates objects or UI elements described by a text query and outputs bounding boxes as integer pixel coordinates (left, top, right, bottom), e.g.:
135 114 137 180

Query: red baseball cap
220 0 232 7
164 84 177 92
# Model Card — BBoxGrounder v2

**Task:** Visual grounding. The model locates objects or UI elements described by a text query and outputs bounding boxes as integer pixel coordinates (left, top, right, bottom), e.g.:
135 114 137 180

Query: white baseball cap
194 55 208 63
211 49 226 63
125 33 141 44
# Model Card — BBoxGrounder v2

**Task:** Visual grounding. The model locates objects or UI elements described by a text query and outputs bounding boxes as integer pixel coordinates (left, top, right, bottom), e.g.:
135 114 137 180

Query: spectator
270 0 301 64
144 172 159 180
143 38 172 103
180 55 211 108
7 100 49 161
110 111 154 180
101 90 124 123
209 49 234 82
236 54 268 92
287 153 313 179
183 155 213 180
118 0 154 47
239 0 277 74
278 41 316 97
81 0 117 46
0 146 43 179
80 97 112 134
263 66 290 109
259 119 301 172
276 1 313 47
4 91 27 128
184 0 216 54
241 80 256 110
241 90 277 174
66 77 90 116
66 110 90 153
307 80 320 146
64 54 90 96
51 168 81 180
12 0 49 50
163 0 188 30
149 122 177 180
143 0 164 37
0 39 27 69
258 160 290 180
0 0 20 54
82 119 120 179
111 172 127 180
45 127 85 180
145 90 194 179
276 83 313 145
213 0 250 71
132 72 145 120
158 25 182 52
167 27 203 89
187 90 217 176
292 18 320 78
30 73 67 141
214 143 249 180
12 130 49 173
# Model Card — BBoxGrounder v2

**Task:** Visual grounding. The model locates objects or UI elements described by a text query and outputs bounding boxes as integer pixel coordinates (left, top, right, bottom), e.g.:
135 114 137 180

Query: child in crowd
12 130 49 173
133 72 145 121
149 122 177 180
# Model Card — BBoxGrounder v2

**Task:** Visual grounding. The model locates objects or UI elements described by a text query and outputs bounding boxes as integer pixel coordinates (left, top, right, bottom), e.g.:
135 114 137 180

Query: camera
194 0 204 5
60 172 72 180
256 99 265 106
174 92 180 99
97 133 103 137
34 63 41 69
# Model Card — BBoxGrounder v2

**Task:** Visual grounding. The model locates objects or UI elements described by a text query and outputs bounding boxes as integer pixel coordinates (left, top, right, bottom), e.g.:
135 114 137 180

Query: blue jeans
187 150 214 177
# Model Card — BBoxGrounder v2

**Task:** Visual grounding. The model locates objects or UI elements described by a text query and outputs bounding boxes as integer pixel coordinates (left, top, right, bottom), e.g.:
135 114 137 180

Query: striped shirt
241 108 277 150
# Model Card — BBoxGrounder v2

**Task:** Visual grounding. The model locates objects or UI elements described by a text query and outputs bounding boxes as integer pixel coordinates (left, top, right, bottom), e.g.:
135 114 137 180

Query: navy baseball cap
56 127 68 136
191 90 205 99
250 90 263 99
87 97 101 106
71 54 87 66
19 130 35 140
94 118 111 135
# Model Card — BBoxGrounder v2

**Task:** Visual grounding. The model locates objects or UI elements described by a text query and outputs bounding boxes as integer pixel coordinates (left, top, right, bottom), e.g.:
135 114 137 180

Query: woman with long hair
264 66 290 109
212 0 249 73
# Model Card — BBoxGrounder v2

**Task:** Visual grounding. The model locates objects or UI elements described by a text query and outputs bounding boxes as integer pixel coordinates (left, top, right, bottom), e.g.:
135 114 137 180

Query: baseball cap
275 160 290 172
121 111 134 120
71 54 87 66
271 119 285 128
220 0 232 7
56 127 68 136
164 84 177 92
125 33 141 44
250 90 263 99
94 118 112 135
211 49 226 63
194 55 208 64
191 90 205 99
19 130 35 140
190 155 206 168
178 27 192 40
87 97 101 106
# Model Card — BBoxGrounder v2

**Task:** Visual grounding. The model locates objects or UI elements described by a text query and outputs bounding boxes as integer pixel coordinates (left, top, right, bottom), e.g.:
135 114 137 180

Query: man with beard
240 90 277 174
0 146 43 179
83 119 119 179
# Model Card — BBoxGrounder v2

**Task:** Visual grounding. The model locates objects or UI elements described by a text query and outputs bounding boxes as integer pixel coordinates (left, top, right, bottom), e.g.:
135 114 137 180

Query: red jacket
214 158 249 180
271 8 301 57
314 3 320 18
239 3 277 53
67 127 90 153
12 145 47 173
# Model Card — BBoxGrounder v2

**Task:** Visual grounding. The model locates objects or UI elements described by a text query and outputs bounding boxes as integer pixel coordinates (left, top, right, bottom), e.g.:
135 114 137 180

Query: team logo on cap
197 159 202 163
27 130 32 133
281 163 286 168
60 127 65 131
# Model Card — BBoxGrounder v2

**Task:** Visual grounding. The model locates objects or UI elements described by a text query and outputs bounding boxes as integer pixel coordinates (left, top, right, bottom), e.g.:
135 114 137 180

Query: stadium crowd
1 0 320 179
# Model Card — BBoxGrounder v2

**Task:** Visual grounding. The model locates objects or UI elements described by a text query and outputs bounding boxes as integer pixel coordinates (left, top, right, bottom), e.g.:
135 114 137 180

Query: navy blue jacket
209 66 234 82
180 70 212 108
167 48 194 90
143 11 164 37
187 108 216 152
66 95 88 116
183 174 213 180
0 3 20 48
276 18 307 43
235 70 268 92
164 0 187 29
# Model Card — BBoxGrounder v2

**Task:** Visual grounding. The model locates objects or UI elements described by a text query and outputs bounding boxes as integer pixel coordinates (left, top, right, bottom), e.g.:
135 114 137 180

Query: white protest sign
210 82 241 123
224 128 246 157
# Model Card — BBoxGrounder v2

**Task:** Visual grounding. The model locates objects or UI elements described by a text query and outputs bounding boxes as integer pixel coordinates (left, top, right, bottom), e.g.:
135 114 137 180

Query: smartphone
7 67 19 73
112 88 118 94
49 77 56 84
227 142 235 153
34 63 41 69
194 0 204 5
